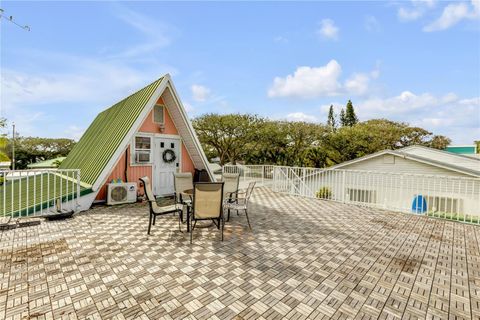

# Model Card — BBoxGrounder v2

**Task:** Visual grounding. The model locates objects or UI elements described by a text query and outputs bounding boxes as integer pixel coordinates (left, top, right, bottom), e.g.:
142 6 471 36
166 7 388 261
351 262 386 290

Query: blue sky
1 1 479 144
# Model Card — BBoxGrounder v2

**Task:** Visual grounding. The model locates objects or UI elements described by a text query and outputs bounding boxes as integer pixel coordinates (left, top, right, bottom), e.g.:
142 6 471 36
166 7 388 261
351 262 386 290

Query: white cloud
359 91 461 114
111 6 175 58
473 0 480 14
1 63 157 111
344 73 370 95
268 60 342 98
351 91 479 144
398 0 479 31
423 1 478 32
183 102 194 113
459 97 480 105
64 125 85 141
317 19 339 40
191 84 211 102
285 112 317 123
398 7 425 21
398 0 437 21
268 60 379 99
0 49 176 137
364 15 381 32
274 36 289 44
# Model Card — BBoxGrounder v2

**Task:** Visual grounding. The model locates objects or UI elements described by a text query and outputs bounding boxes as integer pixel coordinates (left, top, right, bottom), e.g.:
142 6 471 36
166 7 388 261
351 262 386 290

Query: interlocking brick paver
0 188 479 319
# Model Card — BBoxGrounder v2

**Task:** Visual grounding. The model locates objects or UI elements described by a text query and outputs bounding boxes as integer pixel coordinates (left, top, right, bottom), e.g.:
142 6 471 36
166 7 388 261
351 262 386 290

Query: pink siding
182 143 195 173
138 97 178 135
95 96 196 201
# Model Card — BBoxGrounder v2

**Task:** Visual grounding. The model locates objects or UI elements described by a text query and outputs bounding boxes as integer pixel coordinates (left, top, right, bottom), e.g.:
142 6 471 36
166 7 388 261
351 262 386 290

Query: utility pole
12 123 15 170
0 8 31 31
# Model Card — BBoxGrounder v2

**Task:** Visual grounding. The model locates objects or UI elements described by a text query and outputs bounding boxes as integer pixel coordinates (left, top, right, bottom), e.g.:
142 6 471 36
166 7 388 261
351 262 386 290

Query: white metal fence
223 165 480 224
0 169 81 219
222 164 275 188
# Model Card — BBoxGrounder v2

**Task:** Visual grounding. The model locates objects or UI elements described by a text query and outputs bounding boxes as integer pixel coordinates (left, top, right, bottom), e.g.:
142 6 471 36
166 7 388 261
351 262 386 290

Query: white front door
153 137 181 196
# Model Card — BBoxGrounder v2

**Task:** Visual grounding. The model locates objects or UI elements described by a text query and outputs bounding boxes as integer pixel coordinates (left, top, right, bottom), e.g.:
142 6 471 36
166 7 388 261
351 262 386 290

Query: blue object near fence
412 195 427 214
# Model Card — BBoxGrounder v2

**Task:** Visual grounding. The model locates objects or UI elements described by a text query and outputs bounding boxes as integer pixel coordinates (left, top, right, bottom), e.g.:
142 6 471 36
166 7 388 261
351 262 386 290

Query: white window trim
131 133 153 166
153 104 165 125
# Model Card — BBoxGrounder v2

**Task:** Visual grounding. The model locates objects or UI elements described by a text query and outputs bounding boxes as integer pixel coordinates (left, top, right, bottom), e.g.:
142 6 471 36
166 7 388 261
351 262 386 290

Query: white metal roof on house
401 145 480 173
0 162 10 168
329 145 480 178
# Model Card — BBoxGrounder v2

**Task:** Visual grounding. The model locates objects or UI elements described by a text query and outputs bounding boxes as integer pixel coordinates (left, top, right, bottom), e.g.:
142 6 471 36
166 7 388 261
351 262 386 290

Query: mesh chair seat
152 204 183 215
224 201 247 211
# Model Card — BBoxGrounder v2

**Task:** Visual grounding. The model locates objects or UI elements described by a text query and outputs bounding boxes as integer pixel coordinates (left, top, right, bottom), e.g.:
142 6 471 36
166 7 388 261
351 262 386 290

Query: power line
0 8 30 31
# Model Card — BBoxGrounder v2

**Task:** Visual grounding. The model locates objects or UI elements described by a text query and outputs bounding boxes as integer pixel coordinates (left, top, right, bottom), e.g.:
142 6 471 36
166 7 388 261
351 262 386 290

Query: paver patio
0 187 479 320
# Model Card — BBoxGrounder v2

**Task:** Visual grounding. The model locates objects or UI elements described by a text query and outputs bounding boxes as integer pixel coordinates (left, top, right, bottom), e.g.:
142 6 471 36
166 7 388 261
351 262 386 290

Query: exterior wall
302 167 480 218
341 155 473 178
138 97 179 135
95 96 195 201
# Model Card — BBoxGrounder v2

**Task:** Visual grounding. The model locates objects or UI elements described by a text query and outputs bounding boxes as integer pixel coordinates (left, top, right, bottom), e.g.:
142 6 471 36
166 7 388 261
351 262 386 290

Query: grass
426 211 479 224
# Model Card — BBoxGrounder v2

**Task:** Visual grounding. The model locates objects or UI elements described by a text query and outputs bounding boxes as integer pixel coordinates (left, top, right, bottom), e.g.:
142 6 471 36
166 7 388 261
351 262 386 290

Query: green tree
327 105 336 131
244 120 289 165
191 112 452 169
0 118 9 164
192 113 264 165
319 119 451 166
339 108 346 127
5 137 76 169
424 135 451 150
344 100 358 127
475 140 480 154
303 147 329 168
283 121 327 166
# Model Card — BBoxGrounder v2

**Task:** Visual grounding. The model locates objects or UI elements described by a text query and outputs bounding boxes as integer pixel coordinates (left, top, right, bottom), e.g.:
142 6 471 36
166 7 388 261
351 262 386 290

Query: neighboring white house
0 162 10 170
296 145 480 219
330 145 480 177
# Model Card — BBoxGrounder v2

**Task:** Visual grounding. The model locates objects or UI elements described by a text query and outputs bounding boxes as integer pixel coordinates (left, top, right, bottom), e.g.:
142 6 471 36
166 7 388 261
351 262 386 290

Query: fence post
77 170 81 210
262 166 264 186
273 166 278 192
302 168 306 197
342 170 346 203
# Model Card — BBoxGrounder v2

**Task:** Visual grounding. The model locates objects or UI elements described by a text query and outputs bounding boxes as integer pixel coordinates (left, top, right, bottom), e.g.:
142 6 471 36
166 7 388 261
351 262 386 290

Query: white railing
222 164 275 188
223 165 480 224
0 169 81 219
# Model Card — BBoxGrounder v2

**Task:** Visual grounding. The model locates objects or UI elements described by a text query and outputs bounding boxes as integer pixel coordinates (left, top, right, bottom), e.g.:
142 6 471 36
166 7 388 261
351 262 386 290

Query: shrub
316 186 332 199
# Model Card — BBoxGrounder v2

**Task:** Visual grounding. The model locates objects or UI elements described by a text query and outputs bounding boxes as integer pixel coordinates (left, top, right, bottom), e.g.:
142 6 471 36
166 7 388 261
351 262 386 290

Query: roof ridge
395 150 480 177
97 76 166 115
60 76 165 185
403 145 480 162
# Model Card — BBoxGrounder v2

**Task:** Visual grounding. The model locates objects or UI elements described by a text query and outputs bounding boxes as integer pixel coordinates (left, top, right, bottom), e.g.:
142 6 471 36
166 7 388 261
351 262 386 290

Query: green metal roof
27 157 66 168
0 172 92 217
60 77 164 186
445 146 477 154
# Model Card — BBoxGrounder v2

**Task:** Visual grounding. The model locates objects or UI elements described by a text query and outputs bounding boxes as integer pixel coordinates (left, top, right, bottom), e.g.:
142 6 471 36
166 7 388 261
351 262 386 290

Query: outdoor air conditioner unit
107 183 137 205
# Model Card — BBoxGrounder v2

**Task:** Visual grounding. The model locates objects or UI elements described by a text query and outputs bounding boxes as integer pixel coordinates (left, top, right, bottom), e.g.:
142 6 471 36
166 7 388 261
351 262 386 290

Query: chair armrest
226 190 246 197
176 192 192 204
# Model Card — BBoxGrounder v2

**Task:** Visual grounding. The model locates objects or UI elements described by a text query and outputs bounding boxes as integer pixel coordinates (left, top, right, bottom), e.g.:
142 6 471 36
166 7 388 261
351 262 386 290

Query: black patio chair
140 176 182 235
